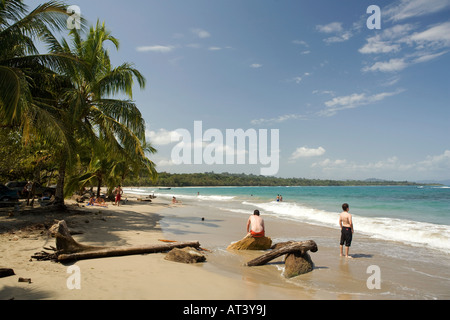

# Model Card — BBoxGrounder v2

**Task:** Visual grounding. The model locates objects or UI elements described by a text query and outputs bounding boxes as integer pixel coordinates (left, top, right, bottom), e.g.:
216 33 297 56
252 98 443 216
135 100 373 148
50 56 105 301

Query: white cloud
146 129 181 146
310 151 450 179
359 22 450 73
294 77 303 83
316 22 353 44
292 39 310 54
312 157 399 171
191 28 211 38
292 40 309 46
250 63 262 68
381 76 401 87
362 58 408 72
311 158 347 168
286 73 310 84
251 114 306 125
385 0 450 21
316 22 343 33
313 90 335 96
413 50 448 63
208 46 222 51
321 90 403 116
323 31 352 44
409 21 450 47
325 93 365 108
418 150 450 170
359 24 415 54
156 158 177 167
290 147 326 160
359 35 401 54
136 45 174 53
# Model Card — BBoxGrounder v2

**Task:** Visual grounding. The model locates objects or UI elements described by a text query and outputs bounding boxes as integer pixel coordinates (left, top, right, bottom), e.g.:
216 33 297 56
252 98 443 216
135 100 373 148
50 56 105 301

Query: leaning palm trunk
54 153 67 207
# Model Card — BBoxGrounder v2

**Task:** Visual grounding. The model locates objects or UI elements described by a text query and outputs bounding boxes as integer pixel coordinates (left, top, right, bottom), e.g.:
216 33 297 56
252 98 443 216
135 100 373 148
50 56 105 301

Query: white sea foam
123 188 235 202
217 207 250 215
197 195 235 201
123 188 155 195
170 194 235 202
242 200 450 253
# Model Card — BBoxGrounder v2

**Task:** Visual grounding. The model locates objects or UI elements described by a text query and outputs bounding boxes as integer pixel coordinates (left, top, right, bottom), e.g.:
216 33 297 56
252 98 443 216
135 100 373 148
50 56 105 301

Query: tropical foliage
0 0 156 205
126 172 424 187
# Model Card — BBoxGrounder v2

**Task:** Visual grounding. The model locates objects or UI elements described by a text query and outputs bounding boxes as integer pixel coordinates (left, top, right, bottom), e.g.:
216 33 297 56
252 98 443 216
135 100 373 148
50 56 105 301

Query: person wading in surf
339 203 354 258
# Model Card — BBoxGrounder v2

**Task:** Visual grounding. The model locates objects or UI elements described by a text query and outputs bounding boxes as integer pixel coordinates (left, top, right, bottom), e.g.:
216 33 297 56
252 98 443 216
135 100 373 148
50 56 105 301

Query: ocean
124 185 450 254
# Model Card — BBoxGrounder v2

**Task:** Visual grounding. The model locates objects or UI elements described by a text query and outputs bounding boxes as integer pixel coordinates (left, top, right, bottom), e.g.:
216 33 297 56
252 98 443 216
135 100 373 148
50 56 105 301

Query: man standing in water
339 203 354 258
247 210 265 238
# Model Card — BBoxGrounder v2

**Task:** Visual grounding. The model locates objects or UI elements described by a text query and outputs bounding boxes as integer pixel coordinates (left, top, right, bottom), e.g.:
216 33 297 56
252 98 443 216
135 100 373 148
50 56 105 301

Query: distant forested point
124 172 433 187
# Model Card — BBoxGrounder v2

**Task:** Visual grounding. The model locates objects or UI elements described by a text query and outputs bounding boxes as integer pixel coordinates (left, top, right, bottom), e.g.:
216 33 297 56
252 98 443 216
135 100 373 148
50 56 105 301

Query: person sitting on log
246 210 265 238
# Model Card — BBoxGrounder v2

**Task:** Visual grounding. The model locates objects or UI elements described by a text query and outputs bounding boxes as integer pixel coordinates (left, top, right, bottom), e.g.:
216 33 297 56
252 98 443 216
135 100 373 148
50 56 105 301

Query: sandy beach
1 191 449 301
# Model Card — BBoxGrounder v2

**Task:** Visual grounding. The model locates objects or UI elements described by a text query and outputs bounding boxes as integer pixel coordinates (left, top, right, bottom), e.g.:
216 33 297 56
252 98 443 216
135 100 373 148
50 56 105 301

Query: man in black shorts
339 203 354 258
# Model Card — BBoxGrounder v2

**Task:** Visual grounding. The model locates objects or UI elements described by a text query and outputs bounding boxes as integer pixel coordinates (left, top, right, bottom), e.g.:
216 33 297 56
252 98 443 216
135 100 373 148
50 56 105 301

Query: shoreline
1 192 449 300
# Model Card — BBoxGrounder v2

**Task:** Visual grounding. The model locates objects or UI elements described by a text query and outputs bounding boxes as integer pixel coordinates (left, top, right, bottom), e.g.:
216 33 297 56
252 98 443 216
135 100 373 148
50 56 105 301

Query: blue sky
63 0 450 181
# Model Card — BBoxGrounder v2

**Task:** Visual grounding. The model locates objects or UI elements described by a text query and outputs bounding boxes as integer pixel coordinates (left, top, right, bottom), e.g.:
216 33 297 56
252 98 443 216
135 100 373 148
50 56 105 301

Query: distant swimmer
339 203 354 258
172 196 182 204
247 210 265 238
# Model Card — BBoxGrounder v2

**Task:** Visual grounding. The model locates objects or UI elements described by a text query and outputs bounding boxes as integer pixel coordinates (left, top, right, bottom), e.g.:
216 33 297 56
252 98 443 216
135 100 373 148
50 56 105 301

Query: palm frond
0 65 21 123
96 63 146 98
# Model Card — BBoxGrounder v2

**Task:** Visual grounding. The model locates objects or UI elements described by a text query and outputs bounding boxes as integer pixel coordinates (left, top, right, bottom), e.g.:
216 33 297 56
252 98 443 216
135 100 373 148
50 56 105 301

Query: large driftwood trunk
58 241 201 262
43 220 200 262
246 240 318 267
50 220 102 254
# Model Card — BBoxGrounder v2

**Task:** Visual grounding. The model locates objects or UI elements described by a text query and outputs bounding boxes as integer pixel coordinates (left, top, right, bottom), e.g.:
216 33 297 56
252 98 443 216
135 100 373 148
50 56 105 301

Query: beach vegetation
0 0 157 205
48 20 156 203
126 171 428 187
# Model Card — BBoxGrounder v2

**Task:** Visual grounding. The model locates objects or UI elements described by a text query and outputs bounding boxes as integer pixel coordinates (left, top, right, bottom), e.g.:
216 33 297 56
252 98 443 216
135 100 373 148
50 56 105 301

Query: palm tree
0 0 83 130
1 2 156 206
50 21 156 204
0 0 90 207
64 137 156 200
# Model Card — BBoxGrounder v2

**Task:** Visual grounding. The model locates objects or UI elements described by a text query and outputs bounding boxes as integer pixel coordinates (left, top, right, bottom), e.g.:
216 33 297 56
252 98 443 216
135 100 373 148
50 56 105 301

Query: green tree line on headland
125 171 427 187
0 0 156 205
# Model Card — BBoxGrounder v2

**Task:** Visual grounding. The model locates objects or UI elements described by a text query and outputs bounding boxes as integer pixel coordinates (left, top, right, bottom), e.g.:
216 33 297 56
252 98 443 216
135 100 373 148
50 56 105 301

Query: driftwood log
50 220 103 254
34 220 200 262
246 240 318 267
57 241 201 262
0 268 15 278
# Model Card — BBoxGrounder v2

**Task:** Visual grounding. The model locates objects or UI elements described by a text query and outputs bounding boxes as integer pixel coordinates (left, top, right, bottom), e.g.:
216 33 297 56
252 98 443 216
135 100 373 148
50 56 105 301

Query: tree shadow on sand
0 285 53 300
69 207 165 245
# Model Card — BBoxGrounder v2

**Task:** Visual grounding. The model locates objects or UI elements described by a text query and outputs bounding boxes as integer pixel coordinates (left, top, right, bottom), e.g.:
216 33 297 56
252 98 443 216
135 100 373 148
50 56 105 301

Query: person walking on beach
339 203 354 258
247 210 265 238
114 185 123 206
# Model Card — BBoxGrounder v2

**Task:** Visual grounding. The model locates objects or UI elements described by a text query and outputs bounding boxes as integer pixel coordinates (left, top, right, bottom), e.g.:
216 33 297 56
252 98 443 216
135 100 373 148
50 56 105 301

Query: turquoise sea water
125 185 450 253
